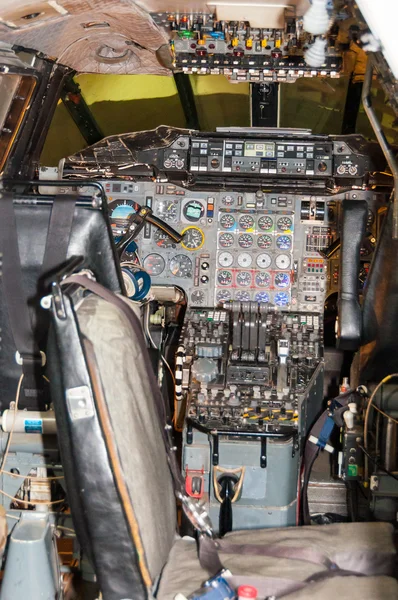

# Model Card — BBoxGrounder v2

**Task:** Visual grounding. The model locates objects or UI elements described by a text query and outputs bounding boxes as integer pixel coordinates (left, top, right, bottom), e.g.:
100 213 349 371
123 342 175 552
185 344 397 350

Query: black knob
202 262 210 270
318 161 327 172
200 275 209 284
211 158 220 169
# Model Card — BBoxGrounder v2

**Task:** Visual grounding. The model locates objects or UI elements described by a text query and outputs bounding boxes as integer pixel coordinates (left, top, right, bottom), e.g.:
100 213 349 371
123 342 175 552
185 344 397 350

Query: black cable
358 444 398 483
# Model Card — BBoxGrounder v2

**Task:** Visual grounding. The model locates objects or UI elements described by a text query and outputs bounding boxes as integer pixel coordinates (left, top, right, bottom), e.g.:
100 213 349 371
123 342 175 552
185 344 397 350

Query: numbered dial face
220 214 236 229
183 200 205 222
255 291 269 303
218 251 234 267
256 253 272 269
237 252 252 268
109 199 140 234
191 290 205 304
275 254 291 269
258 216 273 231
219 232 234 248
236 271 252 287
143 253 165 276
181 226 204 251
276 235 292 250
275 272 290 288
169 255 192 278
222 195 234 206
277 216 293 232
236 291 251 301
257 234 272 249
239 215 255 230
217 270 232 286
274 291 290 306
154 230 175 248
255 272 271 288
238 233 253 248
216 289 232 303
156 199 178 222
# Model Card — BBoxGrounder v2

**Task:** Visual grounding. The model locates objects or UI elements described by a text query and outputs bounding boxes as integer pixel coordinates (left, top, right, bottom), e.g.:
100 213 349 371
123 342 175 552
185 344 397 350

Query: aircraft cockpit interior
0 1 397 598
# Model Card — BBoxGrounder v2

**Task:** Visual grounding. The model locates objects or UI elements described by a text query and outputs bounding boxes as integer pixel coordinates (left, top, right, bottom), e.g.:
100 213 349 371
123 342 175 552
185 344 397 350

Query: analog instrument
220 214 236 229
256 253 272 269
218 251 234 267
277 216 293 232
276 235 291 250
255 291 269 303
236 271 252 287
181 226 205 251
258 215 273 231
109 199 140 234
191 290 205 304
237 252 252 268
154 229 175 249
216 289 232 303
275 272 290 288
257 234 272 249
275 254 291 269
217 270 232 286
236 291 251 301
169 254 192 278
222 195 234 206
219 232 234 248
274 291 290 306
255 272 271 288
238 233 253 248
143 253 165 276
156 199 178 222
239 214 255 230
183 200 205 222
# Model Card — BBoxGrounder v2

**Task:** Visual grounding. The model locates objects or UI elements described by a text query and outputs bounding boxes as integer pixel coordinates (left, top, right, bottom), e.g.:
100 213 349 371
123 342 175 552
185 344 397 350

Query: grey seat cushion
157 522 398 600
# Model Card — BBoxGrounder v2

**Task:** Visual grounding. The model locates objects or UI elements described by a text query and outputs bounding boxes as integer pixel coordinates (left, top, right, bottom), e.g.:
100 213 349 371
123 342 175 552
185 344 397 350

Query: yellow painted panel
76 74 177 104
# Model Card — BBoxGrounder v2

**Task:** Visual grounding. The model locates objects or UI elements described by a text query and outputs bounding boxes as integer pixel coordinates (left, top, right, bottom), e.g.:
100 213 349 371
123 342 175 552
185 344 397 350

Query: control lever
277 339 289 395
217 474 238 537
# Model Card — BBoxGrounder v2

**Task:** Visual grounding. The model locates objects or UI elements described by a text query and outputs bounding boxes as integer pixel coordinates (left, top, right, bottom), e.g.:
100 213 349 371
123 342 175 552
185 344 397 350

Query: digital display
244 142 275 158
186 206 202 219
112 205 136 219
112 183 122 192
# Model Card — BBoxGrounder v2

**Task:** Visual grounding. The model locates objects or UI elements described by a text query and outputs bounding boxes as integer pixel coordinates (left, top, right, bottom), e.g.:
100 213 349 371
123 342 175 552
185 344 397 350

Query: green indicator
347 464 358 478
178 31 194 38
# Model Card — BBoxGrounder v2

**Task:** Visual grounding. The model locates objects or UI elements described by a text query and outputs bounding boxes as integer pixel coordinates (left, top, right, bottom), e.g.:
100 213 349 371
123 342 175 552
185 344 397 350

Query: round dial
239 214 255 230
216 289 232 303
154 229 175 248
181 226 204 251
256 253 272 269
222 195 234 206
275 254 291 269
255 272 271 288
217 270 232 286
258 215 273 231
236 291 251 301
276 235 292 250
219 232 234 248
257 234 272 249
183 200 205 222
143 253 165 276
218 251 234 267
220 214 236 229
277 216 293 232
109 199 140 234
274 291 290 307
238 233 253 248
275 272 290 288
191 290 205 304
236 271 252 287
237 252 252 268
156 199 178 222
169 254 192 278
255 291 270 303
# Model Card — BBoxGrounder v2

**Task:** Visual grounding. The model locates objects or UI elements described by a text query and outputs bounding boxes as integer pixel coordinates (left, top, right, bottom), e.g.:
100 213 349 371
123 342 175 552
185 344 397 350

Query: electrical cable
358 444 398 483
1 470 64 481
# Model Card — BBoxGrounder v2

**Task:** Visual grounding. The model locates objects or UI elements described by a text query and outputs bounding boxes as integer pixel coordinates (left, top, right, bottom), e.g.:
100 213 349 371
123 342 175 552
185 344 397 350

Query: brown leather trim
83 337 152 588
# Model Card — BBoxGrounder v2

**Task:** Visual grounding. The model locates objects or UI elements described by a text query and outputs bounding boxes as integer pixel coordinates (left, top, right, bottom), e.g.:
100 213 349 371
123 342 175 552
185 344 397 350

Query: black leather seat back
0 197 123 410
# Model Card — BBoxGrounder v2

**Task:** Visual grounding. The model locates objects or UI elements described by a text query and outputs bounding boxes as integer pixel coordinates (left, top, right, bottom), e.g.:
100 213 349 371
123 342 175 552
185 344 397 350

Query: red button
237 585 258 599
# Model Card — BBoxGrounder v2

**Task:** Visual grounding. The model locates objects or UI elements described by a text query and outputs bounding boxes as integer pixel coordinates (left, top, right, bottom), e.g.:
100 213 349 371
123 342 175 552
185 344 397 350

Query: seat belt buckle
180 571 235 600
15 351 46 368
176 491 214 538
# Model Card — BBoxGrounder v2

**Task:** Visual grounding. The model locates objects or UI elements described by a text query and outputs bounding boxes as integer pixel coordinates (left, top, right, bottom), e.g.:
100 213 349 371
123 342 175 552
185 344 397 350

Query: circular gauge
217 270 232 286
257 234 272 249
154 229 175 248
276 235 292 250
156 199 178 222
255 272 271 288
220 214 236 229
222 195 234 206
275 254 291 269
218 251 234 267
237 252 252 268
239 214 255 230
191 290 205 304
275 272 290 288
255 291 270 303
169 254 192 278
181 226 205 251
274 291 290 307
277 216 293 232
109 199 140 234
258 215 273 231
183 200 205 222
143 253 165 276
236 291 251 301
219 232 234 248
256 253 272 269
217 289 232 303
238 233 253 248
236 271 252 287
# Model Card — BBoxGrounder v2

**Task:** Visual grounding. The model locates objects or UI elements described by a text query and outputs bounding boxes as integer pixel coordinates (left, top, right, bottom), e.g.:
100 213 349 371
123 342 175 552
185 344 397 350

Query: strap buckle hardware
176 491 214 538
15 350 46 367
